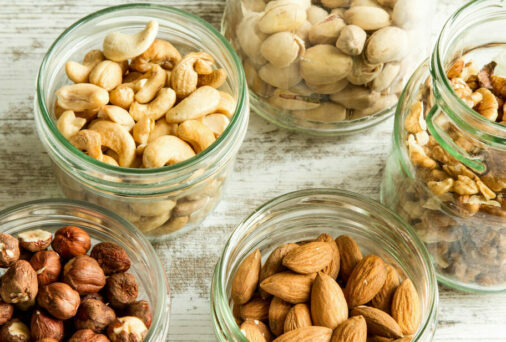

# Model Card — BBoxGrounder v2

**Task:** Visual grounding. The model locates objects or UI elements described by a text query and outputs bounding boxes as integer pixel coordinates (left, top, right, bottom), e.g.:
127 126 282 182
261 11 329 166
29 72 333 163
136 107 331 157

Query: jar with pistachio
381 0 506 292
35 5 249 240
222 0 432 134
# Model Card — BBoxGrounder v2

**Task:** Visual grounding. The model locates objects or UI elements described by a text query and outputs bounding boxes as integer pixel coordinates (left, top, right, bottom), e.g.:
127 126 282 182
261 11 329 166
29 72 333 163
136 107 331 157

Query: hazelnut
0 233 20 268
107 317 147 342
105 273 138 309
69 329 110 342
0 319 30 342
18 230 52 252
36 339 60 342
63 255 106 295
82 292 105 303
31 309 64 341
29 251 61 286
51 226 91 259
74 299 116 333
38 282 81 320
126 300 152 328
0 260 38 310
90 242 131 275
0 300 14 325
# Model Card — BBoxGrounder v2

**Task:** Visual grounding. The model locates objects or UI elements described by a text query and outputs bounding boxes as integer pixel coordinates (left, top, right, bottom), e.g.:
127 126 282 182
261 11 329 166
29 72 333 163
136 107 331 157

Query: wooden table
1 0 505 341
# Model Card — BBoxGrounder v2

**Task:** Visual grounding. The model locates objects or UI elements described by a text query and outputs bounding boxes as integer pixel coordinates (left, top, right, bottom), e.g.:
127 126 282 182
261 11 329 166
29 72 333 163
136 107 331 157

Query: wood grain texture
0 0 505 341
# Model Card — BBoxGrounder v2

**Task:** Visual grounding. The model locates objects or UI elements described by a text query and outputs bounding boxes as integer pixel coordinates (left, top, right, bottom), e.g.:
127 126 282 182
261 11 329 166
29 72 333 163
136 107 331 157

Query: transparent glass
34 4 249 241
381 0 506 293
0 199 170 341
211 189 438 341
221 0 433 135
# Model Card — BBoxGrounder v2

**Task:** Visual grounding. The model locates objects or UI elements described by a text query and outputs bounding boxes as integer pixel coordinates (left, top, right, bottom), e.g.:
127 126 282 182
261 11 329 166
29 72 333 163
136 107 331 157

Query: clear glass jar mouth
36 3 248 177
213 188 438 341
0 198 170 341
431 0 506 146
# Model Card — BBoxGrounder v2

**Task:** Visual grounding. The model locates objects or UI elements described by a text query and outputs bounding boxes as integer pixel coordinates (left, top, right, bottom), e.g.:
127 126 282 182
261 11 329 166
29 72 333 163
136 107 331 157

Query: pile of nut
233 0 423 122
399 57 505 286
0 227 152 341
231 234 420 342
55 20 235 169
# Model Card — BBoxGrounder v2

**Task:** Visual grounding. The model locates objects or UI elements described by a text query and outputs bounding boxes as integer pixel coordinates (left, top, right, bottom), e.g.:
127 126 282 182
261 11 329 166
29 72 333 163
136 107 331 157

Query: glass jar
34 4 249 241
221 0 432 135
381 0 506 292
211 189 438 341
0 198 170 341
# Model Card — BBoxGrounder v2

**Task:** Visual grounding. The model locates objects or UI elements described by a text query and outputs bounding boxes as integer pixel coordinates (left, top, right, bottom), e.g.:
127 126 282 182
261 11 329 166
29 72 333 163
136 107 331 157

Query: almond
391 279 421 335
269 297 292 336
372 264 400 313
233 303 242 325
393 337 413 342
232 249 261 305
260 243 299 299
311 272 348 329
335 235 362 281
367 337 394 342
315 234 340 279
351 306 403 338
260 272 316 304
240 297 271 321
282 242 333 274
241 319 273 342
284 303 312 333
345 255 387 307
273 326 333 342
331 316 367 342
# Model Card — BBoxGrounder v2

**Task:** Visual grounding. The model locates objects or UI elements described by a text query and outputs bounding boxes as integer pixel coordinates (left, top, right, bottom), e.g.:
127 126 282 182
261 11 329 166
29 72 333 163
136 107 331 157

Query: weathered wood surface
0 0 505 341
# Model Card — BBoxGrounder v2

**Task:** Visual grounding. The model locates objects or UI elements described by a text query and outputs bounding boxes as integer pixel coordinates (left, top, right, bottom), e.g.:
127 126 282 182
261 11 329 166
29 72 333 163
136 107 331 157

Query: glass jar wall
222 0 432 134
382 0 506 292
211 189 438 341
34 4 249 241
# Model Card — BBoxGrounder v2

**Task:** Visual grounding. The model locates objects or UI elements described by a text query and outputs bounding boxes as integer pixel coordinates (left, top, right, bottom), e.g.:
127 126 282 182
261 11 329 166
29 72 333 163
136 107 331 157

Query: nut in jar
225 0 431 127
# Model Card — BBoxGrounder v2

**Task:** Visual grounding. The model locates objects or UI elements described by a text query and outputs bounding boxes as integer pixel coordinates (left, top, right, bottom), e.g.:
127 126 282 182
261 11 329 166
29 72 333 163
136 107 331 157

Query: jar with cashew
222 0 432 134
35 5 249 240
381 0 506 293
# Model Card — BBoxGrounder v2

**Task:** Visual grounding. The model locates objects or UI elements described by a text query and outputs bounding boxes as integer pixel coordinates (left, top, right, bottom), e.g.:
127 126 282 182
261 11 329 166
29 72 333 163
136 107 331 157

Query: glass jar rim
431 0 506 145
0 198 171 341
36 3 248 177
213 188 438 341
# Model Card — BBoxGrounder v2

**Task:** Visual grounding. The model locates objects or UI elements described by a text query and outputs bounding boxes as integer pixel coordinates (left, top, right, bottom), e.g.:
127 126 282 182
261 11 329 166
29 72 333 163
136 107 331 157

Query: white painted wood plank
0 0 505 341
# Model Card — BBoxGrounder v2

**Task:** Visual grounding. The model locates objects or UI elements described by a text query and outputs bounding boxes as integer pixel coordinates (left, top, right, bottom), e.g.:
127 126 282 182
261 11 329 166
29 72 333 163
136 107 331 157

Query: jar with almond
381 0 506 292
34 4 249 240
222 0 433 134
211 189 437 341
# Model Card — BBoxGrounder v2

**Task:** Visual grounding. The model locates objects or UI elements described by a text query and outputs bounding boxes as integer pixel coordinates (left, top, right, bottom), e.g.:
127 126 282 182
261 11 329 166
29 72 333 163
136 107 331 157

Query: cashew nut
198 69 227 88
336 25 367 56
366 26 408 64
133 117 155 145
148 119 178 143
65 50 104 83
344 6 391 31
215 91 237 117
260 32 305 68
109 84 135 110
101 154 119 166
130 88 177 121
300 45 353 85
308 14 346 45
129 200 176 217
103 20 159 62
194 59 214 75
151 216 189 235
172 197 207 217
56 111 87 139
258 62 302 89
177 120 216 153
89 60 123 91
142 135 196 168
97 105 135 131
68 129 103 160
88 120 136 167
133 211 172 233
130 39 182 72
200 114 230 138
171 52 215 98
56 83 109 111
135 64 167 104
165 86 221 123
